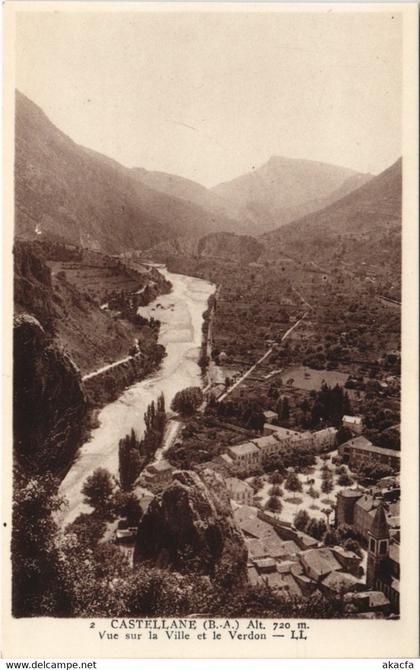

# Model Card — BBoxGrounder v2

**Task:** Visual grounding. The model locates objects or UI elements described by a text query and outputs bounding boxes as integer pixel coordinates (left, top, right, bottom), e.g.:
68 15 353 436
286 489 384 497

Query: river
59 268 214 525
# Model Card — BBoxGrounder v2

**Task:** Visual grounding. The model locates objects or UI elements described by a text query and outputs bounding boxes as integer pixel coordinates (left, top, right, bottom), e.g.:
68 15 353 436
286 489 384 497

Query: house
263 410 278 424
254 557 277 573
215 453 235 471
342 415 363 434
300 547 342 582
225 477 254 505
312 427 337 452
297 547 362 598
251 434 281 459
227 442 261 475
233 504 259 525
246 538 268 560
263 425 301 442
257 510 319 550
115 527 138 544
345 590 391 615
338 437 400 471
239 516 281 543
320 570 360 597
263 423 283 437
141 458 174 488
245 535 299 562
331 546 363 577
289 431 314 449
336 490 400 543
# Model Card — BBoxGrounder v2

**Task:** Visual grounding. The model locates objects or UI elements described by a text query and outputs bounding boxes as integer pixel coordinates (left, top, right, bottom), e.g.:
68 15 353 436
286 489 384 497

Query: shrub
283 496 303 505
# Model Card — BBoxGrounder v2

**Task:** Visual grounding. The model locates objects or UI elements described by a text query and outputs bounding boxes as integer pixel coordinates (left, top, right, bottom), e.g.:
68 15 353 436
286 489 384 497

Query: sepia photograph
2 1 419 660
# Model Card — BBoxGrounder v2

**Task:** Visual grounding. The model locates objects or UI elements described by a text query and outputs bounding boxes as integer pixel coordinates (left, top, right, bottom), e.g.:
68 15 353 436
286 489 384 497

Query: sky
15 8 402 187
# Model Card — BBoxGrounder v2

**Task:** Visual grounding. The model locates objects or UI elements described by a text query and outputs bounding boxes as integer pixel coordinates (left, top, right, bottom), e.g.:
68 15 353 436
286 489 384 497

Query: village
100 249 402 620
114 375 400 619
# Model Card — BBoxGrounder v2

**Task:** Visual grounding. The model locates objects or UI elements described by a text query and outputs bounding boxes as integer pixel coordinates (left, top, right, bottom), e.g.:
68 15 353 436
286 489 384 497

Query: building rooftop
289 432 313 445
246 538 267 560
233 505 258 524
331 545 360 561
338 488 365 499
344 439 401 460
264 538 300 559
254 557 277 571
322 570 359 592
315 427 337 437
228 442 260 458
239 517 280 542
264 423 284 435
247 566 260 586
341 436 373 450
148 458 173 473
269 426 301 440
370 503 390 539
300 548 342 579
355 494 378 512
343 415 363 425
261 572 289 591
252 435 281 450
225 477 253 493
281 573 303 598
353 591 390 609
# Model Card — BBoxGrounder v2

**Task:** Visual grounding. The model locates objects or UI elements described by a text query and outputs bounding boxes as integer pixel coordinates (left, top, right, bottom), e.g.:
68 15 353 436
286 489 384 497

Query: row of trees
119 394 166 490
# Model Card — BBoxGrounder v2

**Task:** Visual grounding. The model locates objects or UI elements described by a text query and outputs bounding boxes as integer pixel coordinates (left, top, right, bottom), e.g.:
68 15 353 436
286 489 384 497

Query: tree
337 472 353 486
281 397 290 420
357 462 394 481
251 412 266 433
322 506 333 527
321 475 334 501
269 484 282 497
306 517 327 541
12 472 70 616
285 471 302 495
336 426 353 446
262 453 285 474
270 470 284 484
307 485 320 499
250 476 264 492
140 396 167 461
65 513 106 547
266 495 282 513
171 387 203 416
113 491 143 526
294 509 310 531
323 528 339 546
81 468 116 516
119 429 142 491
198 352 210 371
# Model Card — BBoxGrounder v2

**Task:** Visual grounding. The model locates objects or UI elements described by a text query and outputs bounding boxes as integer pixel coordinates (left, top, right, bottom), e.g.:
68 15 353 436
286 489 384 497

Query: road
82 351 141 382
217 311 308 403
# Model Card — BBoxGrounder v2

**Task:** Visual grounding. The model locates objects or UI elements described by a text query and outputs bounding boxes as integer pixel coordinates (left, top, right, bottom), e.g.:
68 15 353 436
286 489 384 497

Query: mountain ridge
14 91 237 254
211 155 372 233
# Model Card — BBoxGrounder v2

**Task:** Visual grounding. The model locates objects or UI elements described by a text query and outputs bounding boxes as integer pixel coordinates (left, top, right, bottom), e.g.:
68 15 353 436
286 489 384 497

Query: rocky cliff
134 469 247 586
13 314 87 477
